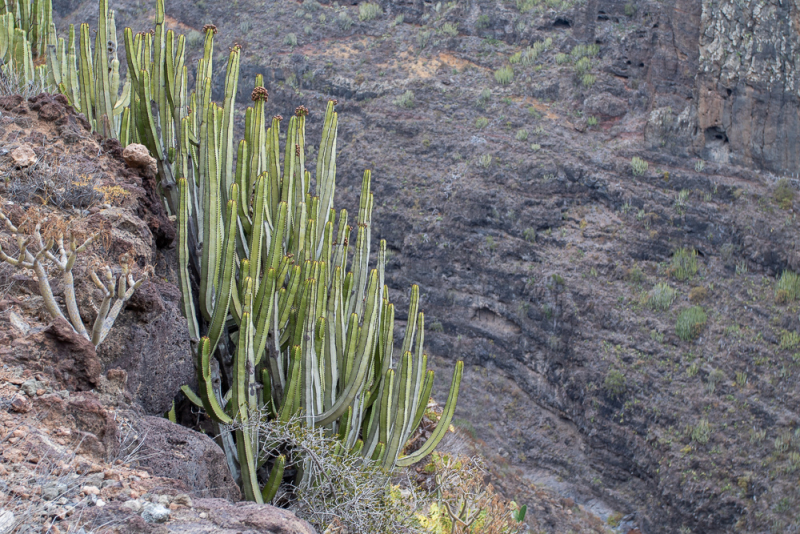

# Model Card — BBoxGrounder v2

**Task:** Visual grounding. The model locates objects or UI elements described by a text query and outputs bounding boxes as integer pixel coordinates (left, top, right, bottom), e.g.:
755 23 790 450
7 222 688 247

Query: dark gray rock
96 280 194 415
133 417 241 502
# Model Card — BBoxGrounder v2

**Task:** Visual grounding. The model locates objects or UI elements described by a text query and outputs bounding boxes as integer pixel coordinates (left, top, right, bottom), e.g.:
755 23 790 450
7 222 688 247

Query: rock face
96 279 194 416
133 417 241 501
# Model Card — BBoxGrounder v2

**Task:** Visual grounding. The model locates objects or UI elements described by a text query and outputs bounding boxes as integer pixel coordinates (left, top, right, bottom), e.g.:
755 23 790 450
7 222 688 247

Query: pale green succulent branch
23 0 465 504
0 209 145 347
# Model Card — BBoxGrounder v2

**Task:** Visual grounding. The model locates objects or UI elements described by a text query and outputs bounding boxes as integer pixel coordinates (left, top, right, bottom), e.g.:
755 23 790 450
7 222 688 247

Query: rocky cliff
42 0 800 532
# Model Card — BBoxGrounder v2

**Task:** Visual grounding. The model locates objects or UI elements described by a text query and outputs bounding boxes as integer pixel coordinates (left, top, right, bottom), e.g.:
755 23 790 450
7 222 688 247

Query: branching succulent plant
16 0 464 505
0 1 55 88
0 210 146 346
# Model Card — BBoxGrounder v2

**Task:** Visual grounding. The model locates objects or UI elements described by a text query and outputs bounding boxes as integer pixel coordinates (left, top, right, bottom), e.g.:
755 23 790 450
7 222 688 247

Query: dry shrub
688 286 708 303
227 415 422 533
3 150 104 209
415 452 526 533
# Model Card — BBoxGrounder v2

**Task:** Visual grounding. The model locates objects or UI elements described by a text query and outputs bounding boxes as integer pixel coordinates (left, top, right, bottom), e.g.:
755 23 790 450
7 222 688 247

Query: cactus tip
251 86 269 102
295 105 309 117
202 24 218 34
273 114 283 121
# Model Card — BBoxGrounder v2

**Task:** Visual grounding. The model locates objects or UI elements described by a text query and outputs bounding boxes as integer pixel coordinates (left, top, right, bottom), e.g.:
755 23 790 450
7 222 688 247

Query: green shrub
521 41 547 65
475 14 490 29
604 370 626 398
780 330 800 351
531 143 541 151
555 52 569 65
186 30 203 48
475 117 489 129
586 116 598 127
494 66 514 85
509 51 522 64
358 2 383 21
240 20 252 34
691 418 711 444
479 154 493 168
774 178 795 209
581 73 596 88
441 22 458 37
283 32 298 47
515 128 528 141
574 56 592 75
516 0 540 13
394 90 415 109
676 306 707 341
523 228 536 242
631 156 648 176
570 43 600 59
694 160 705 172
648 282 676 311
776 270 800 303
417 30 431 49
393 14 404 25
667 247 698 281
337 11 353 30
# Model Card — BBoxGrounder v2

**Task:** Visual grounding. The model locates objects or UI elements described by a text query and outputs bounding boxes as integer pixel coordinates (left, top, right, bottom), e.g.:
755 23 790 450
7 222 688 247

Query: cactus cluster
0 0 56 87
13 0 464 503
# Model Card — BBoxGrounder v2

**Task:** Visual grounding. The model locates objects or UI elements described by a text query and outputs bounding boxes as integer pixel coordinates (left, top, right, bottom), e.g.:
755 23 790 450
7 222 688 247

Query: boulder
122 143 158 176
583 93 627 118
133 417 241 501
96 280 193 415
192 498 317 533
10 145 36 167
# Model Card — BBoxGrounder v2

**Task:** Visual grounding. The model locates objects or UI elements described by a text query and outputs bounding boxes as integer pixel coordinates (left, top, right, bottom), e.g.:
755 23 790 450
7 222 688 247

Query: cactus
177 96 463 503
6 0 463 504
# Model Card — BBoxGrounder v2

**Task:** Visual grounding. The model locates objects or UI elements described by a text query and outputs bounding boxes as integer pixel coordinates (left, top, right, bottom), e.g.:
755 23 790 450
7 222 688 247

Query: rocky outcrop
132 417 241 501
96 279 194 416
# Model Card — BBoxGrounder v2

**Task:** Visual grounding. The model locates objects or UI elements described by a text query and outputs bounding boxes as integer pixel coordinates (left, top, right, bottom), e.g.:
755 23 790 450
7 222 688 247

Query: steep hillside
47 0 800 532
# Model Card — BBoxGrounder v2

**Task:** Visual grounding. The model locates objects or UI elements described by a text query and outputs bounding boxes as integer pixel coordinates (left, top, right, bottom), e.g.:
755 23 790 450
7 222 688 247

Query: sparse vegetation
358 2 383 21
570 43 599 59
515 129 528 141
555 52 570 65
479 154 493 168
631 156 649 176
574 57 592 75
475 14 490 30
475 117 489 129
395 90 415 109
775 271 800 303
774 178 795 209
604 370 626 398
648 282 676 311
688 286 708 303
676 306 707 341
283 32 298 47
494 66 514 85
441 21 458 37
780 330 800 351
669 248 698 281
692 418 711 444
581 74 596 88
337 11 353 30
